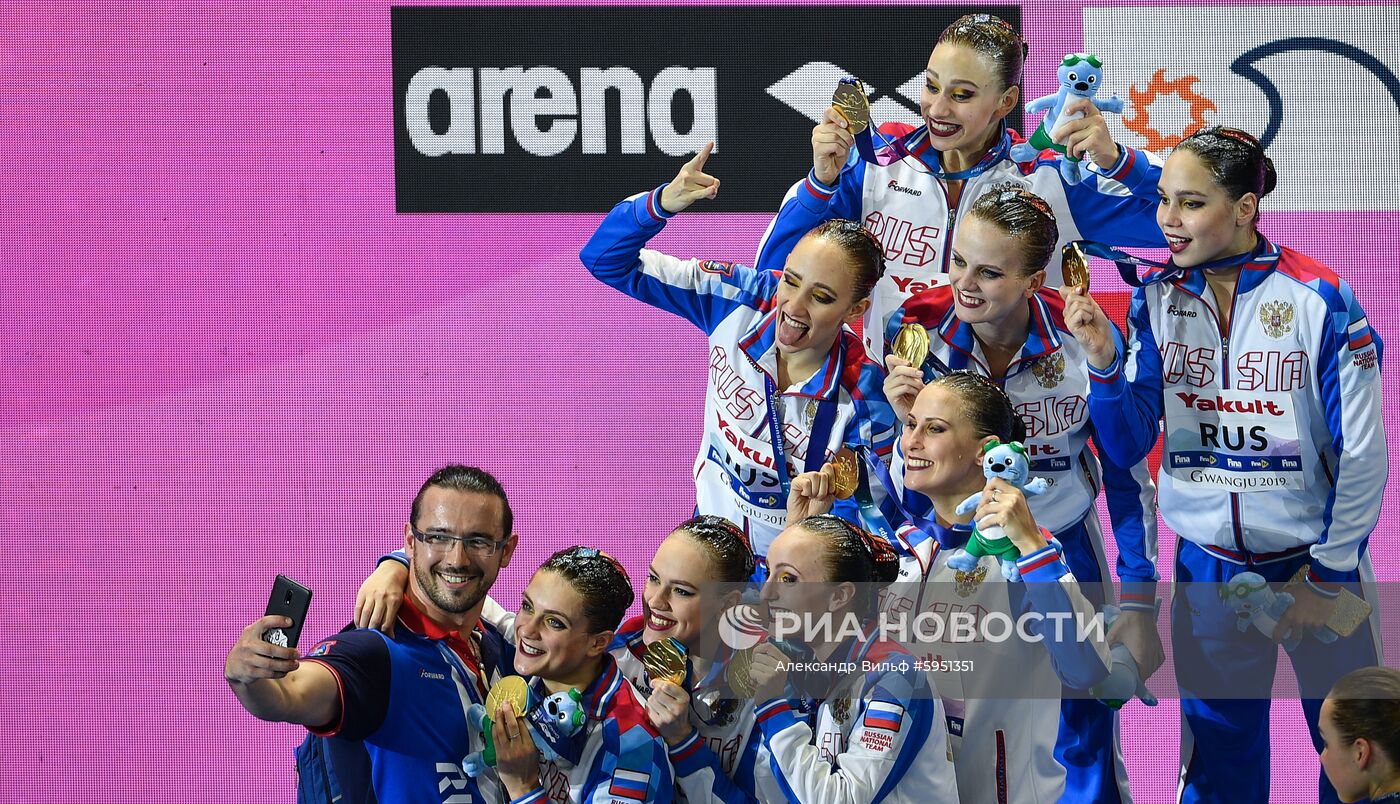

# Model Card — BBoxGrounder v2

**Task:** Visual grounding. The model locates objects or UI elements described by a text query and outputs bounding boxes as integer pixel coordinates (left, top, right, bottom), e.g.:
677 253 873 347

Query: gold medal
484 675 529 720
831 80 871 136
1062 242 1090 290
1288 565 1373 638
829 447 859 500
726 647 756 698
892 323 930 369
642 637 688 687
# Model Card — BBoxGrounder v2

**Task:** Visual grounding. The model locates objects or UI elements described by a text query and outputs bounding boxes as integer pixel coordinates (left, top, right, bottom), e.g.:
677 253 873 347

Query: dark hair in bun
539 546 634 634
966 183 1059 275
804 219 887 302
931 370 1027 443
797 514 899 617
1176 126 1277 225
938 13 1028 90
673 514 756 583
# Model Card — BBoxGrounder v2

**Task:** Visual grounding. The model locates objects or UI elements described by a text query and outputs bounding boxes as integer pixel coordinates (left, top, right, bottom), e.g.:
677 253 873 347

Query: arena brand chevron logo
765 62 923 128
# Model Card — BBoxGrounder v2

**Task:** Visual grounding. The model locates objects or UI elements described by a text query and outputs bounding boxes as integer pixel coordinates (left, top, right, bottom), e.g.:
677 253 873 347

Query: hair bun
855 528 901 585
1261 155 1278 198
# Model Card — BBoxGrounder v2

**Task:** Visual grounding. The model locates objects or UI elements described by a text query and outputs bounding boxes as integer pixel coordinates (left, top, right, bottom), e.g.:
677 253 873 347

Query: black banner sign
392 5 1022 212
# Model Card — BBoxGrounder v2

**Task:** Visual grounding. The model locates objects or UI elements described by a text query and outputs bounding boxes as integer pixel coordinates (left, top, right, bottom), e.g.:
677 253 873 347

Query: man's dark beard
416 562 487 614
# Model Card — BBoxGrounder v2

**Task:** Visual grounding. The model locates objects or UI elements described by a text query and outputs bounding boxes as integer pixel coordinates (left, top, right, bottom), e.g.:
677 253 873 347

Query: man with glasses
224 465 519 803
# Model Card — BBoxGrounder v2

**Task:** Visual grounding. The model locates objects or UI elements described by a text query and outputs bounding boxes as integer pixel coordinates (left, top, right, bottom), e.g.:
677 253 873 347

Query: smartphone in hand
263 574 313 648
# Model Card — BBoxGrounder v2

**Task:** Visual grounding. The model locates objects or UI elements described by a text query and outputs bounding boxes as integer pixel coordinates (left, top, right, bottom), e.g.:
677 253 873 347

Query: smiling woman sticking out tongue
580 144 898 566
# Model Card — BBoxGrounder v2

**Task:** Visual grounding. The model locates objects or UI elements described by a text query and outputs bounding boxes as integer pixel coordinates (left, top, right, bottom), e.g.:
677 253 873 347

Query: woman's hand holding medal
1059 285 1118 370
491 699 542 798
787 466 838 524
659 142 720 214
646 679 696 747
812 105 856 186
883 354 926 421
748 641 792 700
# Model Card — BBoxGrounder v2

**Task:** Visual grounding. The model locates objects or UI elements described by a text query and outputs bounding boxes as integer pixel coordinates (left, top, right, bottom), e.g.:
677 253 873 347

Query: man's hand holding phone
225 615 303 683
225 575 312 685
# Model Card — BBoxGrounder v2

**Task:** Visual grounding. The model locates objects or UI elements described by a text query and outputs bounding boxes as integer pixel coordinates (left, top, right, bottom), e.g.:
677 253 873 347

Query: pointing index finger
688 141 715 171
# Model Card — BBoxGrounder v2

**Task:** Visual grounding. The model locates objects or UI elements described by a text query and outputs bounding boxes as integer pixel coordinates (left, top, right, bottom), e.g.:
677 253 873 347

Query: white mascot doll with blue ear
1009 53 1124 184
947 439 1049 580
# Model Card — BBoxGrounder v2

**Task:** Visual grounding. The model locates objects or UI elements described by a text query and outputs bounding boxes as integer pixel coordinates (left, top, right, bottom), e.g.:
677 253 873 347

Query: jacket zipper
1210 280 1249 558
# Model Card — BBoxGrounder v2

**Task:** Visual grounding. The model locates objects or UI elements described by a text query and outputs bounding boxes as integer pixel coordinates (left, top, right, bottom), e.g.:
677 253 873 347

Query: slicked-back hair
409 465 512 536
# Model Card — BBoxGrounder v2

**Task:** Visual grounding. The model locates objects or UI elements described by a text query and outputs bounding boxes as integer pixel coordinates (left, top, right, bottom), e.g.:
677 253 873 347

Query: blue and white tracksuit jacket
1086 239 1385 581
581 186 897 558
879 522 1111 804
887 286 1157 803
755 124 1165 361
509 654 674 804
607 616 757 804
1087 240 1385 803
368 591 674 804
671 626 959 804
886 286 1160 606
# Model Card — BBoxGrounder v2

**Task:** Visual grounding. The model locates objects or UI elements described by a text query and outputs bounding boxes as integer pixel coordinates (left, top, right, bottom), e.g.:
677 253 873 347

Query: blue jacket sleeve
668 727 761 804
1092 430 1160 605
1086 289 1165 466
580 185 776 335
1309 278 1387 583
1060 146 1167 248
1016 541 1112 690
752 669 954 803
754 152 868 269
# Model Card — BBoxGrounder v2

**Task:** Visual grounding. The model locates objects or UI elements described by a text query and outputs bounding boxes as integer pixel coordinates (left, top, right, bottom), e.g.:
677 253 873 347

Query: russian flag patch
862 700 905 732
1349 317 1374 350
608 768 651 800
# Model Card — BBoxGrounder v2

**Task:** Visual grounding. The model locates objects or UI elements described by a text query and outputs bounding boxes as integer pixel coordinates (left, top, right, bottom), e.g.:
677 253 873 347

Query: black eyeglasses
410 524 509 557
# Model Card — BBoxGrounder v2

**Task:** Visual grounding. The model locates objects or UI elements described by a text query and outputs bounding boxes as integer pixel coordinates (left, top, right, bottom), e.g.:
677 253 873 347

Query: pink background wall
2 0 1396 800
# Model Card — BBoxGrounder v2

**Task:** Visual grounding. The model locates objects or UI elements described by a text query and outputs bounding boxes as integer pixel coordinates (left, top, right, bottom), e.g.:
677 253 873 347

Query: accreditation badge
1162 388 1304 491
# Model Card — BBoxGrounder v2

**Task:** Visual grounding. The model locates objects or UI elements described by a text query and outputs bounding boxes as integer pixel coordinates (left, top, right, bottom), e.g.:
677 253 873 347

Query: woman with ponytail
607 516 762 802
670 514 959 802
1063 126 1385 802
789 370 1111 803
